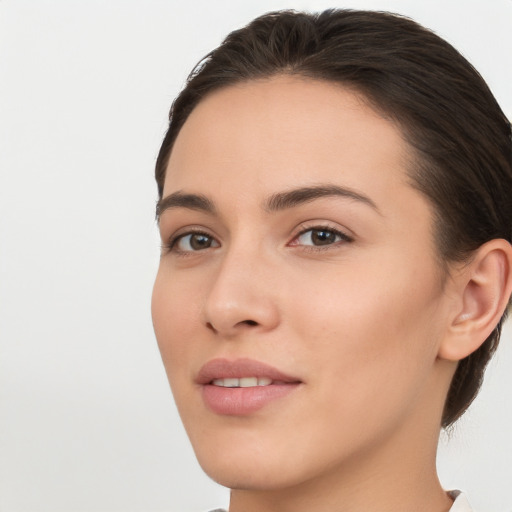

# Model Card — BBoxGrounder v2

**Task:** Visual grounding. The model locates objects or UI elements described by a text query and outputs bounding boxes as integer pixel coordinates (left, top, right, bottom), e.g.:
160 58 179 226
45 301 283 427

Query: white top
209 490 473 512
449 490 473 511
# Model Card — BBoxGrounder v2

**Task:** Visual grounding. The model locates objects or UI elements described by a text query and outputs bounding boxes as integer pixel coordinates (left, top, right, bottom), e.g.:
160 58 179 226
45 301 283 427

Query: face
152 76 454 491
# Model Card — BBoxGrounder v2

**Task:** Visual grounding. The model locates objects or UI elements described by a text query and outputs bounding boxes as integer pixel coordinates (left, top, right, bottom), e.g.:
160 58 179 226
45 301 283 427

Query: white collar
448 490 473 511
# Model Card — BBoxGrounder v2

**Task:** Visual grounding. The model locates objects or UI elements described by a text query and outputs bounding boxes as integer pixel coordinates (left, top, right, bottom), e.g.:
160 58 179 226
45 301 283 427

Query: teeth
212 377 273 388
240 377 258 387
222 378 239 387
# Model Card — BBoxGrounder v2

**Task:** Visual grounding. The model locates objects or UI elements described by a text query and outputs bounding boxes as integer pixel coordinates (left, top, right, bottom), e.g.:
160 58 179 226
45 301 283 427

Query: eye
292 226 352 247
171 232 220 252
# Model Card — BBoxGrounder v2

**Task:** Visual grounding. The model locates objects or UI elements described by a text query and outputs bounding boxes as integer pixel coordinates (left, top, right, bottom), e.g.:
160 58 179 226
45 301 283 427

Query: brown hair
155 9 512 427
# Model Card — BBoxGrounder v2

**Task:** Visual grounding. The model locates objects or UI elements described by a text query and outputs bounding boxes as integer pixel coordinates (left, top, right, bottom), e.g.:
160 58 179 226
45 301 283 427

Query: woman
151 10 512 512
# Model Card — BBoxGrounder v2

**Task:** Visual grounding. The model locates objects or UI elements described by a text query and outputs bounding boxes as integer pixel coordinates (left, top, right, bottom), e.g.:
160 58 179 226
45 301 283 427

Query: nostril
243 320 258 326
205 319 261 334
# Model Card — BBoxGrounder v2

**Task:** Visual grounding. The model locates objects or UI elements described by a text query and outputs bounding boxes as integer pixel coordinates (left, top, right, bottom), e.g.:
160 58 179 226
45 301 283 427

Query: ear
438 239 512 362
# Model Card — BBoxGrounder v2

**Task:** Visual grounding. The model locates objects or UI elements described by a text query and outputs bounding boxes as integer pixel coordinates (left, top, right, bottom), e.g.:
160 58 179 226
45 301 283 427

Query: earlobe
438 239 512 362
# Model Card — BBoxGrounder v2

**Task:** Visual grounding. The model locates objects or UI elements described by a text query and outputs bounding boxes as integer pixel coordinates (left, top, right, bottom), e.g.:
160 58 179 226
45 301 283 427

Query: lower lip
201 383 299 415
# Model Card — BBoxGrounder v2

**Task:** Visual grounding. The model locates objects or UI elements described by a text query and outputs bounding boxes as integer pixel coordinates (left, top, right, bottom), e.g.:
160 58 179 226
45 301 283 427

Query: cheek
288 256 443 408
151 267 199 377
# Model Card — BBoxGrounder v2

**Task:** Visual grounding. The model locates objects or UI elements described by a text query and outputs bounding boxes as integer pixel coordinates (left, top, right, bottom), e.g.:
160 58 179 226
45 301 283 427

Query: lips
197 358 301 415
197 358 300 384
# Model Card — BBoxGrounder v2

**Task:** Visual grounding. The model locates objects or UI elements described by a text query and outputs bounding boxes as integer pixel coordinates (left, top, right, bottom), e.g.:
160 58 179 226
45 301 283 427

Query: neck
229 430 452 512
229 364 455 512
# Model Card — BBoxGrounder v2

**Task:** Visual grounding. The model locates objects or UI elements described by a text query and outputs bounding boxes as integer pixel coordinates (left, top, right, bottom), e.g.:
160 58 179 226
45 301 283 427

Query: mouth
211 377 274 387
197 358 302 415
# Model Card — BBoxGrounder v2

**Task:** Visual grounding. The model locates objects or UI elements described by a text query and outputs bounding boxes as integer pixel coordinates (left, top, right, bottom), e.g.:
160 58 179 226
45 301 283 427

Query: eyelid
288 222 354 248
162 226 221 255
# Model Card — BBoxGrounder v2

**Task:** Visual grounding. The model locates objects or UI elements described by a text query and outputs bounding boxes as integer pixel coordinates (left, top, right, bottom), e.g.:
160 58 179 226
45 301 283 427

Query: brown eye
310 229 338 245
296 228 347 247
175 233 219 252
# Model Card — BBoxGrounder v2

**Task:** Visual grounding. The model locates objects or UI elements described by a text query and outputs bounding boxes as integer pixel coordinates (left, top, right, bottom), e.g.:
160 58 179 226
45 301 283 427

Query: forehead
164 76 413 209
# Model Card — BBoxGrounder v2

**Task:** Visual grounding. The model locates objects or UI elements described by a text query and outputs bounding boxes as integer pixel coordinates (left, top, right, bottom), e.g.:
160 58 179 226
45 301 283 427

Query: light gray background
0 1 511 511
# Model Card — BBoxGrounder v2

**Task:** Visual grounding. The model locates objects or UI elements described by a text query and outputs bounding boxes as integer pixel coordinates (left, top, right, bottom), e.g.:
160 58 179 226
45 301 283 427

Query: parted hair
155 9 512 427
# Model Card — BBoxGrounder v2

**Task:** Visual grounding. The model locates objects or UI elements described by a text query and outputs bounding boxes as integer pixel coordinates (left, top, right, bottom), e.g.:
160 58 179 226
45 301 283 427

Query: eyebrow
156 191 216 219
264 184 380 213
156 184 380 220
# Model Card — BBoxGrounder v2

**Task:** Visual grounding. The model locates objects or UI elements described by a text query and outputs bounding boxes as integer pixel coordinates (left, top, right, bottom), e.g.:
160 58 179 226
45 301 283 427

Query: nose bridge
203 236 279 335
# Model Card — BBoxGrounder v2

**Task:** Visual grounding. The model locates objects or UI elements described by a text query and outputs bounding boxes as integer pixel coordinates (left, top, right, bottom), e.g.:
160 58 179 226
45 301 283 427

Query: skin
152 76 464 512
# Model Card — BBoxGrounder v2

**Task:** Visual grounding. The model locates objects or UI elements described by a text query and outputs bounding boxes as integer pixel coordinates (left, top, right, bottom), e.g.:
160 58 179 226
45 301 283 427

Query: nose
202 246 280 338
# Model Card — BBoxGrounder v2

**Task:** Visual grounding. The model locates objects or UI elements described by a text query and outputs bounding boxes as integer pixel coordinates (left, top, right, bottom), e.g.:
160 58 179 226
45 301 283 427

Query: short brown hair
155 9 512 427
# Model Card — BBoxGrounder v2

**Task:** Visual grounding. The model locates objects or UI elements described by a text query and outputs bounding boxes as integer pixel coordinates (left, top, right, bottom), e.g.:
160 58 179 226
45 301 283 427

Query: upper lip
196 358 301 385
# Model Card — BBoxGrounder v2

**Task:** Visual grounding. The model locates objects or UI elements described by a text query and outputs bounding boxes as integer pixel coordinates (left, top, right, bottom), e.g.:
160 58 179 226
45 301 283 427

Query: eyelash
163 229 216 255
163 224 353 256
292 224 354 251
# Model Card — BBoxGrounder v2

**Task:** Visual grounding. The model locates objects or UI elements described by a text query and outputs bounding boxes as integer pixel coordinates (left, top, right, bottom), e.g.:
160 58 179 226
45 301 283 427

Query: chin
204 468 273 491
189 427 344 494
187 428 300 491
199 457 298 491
